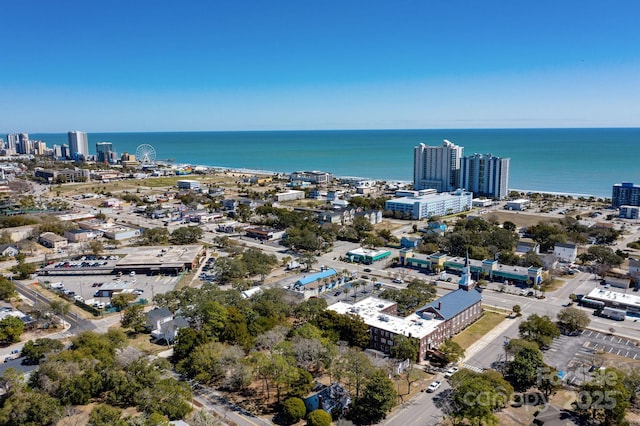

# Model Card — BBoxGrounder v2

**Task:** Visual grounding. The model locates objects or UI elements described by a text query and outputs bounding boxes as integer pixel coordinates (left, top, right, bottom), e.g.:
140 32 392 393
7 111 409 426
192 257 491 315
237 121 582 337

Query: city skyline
2 1 640 132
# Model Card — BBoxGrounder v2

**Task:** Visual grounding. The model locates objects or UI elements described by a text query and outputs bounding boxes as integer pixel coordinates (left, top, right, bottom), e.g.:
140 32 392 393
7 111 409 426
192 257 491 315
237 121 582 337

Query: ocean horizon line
21 125 640 135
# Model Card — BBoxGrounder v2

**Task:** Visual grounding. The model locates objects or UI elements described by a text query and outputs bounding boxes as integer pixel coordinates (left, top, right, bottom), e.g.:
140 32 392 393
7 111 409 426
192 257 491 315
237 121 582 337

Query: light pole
503 336 510 374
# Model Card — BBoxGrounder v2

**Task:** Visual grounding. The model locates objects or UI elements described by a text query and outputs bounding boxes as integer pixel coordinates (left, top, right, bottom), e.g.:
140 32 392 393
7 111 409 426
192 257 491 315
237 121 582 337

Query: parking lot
39 272 180 309
544 330 640 385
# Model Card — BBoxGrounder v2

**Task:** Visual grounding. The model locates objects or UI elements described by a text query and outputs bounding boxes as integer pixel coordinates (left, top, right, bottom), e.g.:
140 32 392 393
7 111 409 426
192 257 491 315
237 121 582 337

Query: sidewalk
463 314 521 362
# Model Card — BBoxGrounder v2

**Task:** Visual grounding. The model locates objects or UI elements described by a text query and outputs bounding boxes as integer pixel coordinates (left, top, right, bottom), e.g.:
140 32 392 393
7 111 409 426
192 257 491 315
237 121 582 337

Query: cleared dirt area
483 210 557 229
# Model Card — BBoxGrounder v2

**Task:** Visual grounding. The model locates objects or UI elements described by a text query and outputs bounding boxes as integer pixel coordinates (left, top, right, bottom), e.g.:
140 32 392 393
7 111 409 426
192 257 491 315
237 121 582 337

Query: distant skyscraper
414 140 463 192
68 131 89 160
96 142 115 164
16 133 32 154
6 134 18 151
460 154 510 200
612 182 640 208
61 144 70 159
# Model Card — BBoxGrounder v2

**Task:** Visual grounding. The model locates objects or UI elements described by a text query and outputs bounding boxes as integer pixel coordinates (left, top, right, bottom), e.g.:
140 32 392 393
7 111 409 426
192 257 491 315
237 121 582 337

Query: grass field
452 310 508 350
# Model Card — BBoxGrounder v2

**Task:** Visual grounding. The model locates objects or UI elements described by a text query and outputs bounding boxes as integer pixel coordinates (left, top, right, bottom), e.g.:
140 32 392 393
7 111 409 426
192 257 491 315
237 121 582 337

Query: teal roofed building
346 247 392 264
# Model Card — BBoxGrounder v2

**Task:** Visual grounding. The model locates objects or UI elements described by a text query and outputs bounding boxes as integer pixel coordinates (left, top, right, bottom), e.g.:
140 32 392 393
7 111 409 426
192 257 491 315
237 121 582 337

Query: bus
578 297 605 310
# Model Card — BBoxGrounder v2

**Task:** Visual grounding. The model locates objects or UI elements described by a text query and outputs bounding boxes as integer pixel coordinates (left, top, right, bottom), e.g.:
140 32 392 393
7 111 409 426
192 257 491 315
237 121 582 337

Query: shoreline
170 162 610 200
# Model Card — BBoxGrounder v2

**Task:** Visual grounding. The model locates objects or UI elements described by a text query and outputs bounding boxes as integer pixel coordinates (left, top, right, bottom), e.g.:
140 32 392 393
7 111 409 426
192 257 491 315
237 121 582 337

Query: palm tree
352 282 361 301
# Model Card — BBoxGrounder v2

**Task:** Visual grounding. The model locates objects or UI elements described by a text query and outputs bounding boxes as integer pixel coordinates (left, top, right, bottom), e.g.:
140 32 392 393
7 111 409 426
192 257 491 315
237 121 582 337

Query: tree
111 293 137 311
390 335 418 362
21 338 64 365
512 304 522 316
439 339 465 364
339 348 375 399
170 226 204 245
88 404 127 426
0 316 24 345
450 369 513 426
0 277 17 301
282 397 306 424
121 305 148 334
140 227 170 245
10 259 36 279
307 409 332 426
506 346 545 391
88 240 104 256
573 368 629 426
518 314 560 349
349 369 397 425
557 306 590 335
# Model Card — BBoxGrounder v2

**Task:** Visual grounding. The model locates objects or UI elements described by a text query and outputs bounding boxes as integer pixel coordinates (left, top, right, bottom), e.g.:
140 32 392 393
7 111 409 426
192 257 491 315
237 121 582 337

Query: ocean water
30 128 640 199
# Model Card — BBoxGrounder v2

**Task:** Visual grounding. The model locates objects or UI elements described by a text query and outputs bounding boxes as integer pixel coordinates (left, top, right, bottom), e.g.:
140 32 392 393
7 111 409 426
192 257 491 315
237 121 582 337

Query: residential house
145 307 189 343
554 242 578 263
0 244 19 257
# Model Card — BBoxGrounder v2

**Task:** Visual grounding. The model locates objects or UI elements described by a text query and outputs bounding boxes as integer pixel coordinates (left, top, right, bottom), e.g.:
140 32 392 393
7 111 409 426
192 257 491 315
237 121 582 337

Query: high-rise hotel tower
413 140 463 192
67 131 89 161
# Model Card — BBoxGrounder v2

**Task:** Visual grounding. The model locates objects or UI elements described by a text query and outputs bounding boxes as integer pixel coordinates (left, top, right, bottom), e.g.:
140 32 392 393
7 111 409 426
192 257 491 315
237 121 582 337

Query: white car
426 380 442 393
444 367 459 378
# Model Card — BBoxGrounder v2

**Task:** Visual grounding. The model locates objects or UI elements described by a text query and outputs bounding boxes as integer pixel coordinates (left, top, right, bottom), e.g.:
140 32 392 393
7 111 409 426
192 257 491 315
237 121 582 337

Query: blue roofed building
417 288 482 348
291 268 342 299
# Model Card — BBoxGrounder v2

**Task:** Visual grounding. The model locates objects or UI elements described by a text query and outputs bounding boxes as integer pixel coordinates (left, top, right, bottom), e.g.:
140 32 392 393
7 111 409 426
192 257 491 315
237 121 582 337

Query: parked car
444 367 459 378
363 268 372 273
426 380 442 393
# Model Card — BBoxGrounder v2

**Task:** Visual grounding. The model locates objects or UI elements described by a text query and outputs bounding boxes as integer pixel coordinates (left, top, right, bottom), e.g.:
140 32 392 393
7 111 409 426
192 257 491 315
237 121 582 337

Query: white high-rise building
460 154 510 200
413 140 463 192
67 131 89 160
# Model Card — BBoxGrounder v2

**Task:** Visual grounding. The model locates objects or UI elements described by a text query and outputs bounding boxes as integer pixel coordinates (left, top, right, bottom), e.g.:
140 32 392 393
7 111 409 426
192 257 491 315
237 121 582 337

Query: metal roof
296 269 337 286
420 288 482 321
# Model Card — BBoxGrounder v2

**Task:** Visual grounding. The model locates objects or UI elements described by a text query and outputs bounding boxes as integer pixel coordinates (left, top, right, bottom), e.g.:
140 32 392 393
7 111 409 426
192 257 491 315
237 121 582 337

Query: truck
599 307 626 321
285 261 301 270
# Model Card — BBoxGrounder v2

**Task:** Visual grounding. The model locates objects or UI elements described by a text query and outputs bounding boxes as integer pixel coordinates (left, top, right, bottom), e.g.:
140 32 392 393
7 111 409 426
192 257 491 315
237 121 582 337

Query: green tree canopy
0 277 17 301
21 338 64 365
390 335 418 362
439 339 466 364
170 226 204 245
0 316 24 345
307 409 332 426
506 346 545 392
282 397 306 424
348 369 397 425
557 306 590 335
518 314 560 349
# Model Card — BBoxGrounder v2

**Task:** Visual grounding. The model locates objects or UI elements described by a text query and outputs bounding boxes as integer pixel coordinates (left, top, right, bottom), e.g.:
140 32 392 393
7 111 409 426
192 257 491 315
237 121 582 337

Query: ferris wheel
135 144 157 165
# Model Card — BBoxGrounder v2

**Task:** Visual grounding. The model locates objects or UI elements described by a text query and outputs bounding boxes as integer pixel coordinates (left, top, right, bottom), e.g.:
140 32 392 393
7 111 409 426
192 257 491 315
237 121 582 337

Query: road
13 279 96 337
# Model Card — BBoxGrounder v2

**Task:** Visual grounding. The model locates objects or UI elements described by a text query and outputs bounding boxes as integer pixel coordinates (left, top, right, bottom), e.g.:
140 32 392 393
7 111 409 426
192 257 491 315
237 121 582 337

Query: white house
145 307 189 343
554 242 578 263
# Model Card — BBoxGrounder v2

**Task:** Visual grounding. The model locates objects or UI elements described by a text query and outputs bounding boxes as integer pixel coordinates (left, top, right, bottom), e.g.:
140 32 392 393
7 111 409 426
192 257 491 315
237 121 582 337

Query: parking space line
635 354 638 360
609 347 613 353
625 351 630 357
617 349 622 355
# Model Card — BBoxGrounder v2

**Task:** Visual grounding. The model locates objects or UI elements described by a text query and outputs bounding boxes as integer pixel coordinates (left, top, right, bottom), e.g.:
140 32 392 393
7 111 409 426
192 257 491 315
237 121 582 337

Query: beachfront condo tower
68 130 89 161
460 154 510 200
414 140 463 192
612 182 640 208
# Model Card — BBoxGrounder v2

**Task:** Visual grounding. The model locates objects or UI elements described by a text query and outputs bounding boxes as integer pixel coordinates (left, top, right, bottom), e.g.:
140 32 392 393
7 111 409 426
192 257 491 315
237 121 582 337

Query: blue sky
2 0 639 132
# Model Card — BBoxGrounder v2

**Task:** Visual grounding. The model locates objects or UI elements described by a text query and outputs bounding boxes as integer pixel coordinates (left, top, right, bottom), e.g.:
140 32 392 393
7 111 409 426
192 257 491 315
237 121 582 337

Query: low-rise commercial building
177 179 201 190
39 232 68 250
346 247 392 264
